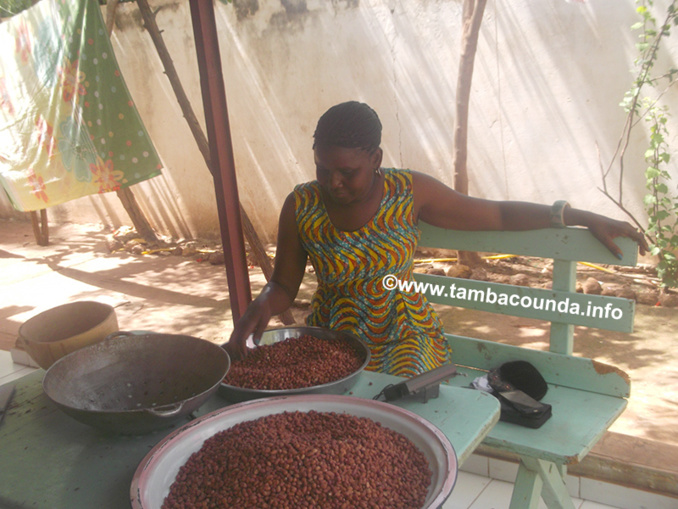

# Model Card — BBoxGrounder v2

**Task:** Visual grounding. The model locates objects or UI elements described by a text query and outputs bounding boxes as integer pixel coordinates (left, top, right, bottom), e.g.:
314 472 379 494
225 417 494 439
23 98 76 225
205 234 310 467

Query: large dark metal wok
42 332 230 435
219 326 370 403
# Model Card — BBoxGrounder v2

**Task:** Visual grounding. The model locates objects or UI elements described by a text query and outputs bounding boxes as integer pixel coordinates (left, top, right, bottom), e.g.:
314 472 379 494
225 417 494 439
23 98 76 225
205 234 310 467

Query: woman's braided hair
313 101 382 153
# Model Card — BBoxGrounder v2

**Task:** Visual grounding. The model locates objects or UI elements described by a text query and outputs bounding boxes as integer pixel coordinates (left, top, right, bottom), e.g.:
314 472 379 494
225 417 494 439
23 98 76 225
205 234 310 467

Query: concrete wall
3 0 677 244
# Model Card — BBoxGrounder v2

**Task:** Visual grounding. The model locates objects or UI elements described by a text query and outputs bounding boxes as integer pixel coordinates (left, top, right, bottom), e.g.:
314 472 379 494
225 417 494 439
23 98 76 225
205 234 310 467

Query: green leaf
646 167 661 178
650 132 665 145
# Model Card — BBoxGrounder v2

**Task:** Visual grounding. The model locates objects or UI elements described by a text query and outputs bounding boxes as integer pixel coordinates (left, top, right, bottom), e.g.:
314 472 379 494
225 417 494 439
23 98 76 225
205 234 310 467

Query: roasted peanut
162 411 431 509
224 335 364 390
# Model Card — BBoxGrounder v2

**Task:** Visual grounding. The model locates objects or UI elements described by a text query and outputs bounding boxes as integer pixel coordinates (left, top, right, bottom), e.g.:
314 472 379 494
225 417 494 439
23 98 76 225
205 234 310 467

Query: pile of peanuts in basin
163 334 434 508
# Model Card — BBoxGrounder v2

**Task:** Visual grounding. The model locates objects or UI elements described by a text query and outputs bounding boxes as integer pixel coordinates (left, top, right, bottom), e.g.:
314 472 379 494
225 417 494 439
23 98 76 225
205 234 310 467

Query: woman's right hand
225 192 308 361
225 296 273 361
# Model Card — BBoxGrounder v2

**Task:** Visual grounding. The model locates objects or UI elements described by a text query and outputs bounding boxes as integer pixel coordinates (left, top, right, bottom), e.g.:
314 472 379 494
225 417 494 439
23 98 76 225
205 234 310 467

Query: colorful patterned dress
293 168 452 376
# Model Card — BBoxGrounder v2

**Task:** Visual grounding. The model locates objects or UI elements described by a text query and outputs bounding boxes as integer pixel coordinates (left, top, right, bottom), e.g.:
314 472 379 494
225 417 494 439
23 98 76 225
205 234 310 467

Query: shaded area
0 221 300 351
1 219 675 450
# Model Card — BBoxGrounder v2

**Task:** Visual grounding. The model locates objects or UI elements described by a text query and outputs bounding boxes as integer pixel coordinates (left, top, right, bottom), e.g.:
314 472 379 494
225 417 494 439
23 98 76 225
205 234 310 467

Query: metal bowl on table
130 394 458 509
42 332 230 435
218 326 371 403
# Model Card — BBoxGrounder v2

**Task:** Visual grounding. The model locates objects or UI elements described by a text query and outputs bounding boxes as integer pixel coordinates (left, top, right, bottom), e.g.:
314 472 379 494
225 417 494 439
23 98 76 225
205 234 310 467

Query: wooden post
189 1 252 322
29 209 49 246
136 0 295 324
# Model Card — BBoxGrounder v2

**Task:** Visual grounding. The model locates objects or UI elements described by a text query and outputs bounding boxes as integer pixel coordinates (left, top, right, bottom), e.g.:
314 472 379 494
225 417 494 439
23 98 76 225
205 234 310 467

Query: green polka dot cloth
0 0 162 211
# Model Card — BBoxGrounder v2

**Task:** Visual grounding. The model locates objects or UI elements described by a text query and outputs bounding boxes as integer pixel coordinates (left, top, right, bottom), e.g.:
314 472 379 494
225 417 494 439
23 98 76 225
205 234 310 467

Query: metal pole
189 0 251 321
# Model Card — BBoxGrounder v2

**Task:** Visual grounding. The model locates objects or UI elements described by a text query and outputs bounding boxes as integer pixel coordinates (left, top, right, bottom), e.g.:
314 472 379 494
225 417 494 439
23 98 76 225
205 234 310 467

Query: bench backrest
414 223 639 356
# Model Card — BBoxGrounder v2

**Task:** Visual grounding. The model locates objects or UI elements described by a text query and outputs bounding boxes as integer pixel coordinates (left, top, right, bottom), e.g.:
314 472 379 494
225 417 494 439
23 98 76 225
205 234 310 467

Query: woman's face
314 145 382 206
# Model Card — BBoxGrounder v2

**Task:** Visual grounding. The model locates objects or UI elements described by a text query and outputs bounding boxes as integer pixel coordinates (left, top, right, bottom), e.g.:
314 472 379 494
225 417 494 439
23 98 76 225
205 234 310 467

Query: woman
226 101 648 376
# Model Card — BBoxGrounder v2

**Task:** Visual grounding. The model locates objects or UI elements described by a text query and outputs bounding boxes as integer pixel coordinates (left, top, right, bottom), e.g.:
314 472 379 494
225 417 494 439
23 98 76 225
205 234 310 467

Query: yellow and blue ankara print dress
293 168 452 376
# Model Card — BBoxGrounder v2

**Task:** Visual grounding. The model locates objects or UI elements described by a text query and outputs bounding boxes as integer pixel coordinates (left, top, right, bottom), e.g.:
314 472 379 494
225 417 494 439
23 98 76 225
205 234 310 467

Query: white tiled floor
0 349 36 385
448 449 678 509
444 472 629 509
1 350 675 509
443 469 676 509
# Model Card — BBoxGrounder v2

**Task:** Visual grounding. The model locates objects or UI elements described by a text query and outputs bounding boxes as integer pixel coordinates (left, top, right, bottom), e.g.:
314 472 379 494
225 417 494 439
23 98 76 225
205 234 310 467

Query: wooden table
0 370 499 509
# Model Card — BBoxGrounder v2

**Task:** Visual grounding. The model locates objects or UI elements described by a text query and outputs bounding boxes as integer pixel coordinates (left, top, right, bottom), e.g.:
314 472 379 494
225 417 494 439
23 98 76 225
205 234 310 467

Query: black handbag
487 361 552 429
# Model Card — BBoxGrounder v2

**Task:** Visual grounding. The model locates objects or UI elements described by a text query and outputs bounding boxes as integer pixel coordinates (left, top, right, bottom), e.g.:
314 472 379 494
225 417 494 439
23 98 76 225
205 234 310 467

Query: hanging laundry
0 0 162 212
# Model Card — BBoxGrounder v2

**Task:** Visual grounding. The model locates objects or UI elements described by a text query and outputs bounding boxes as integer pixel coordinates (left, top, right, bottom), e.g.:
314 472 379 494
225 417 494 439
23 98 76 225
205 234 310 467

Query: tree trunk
453 0 487 193
104 0 120 34
105 0 158 245
453 0 487 266
115 186 157 243
135 0 295 325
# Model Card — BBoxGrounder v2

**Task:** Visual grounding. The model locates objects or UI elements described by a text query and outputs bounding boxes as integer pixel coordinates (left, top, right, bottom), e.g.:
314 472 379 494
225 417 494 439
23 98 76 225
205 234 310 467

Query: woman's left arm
411 171 648 257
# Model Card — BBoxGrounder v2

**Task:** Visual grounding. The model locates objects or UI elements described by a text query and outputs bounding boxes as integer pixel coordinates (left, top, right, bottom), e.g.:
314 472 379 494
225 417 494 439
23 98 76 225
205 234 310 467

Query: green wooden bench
414 222 639 509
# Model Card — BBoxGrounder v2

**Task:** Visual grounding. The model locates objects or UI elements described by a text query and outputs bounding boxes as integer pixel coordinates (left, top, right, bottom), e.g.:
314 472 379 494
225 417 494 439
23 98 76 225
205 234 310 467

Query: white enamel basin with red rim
131 394 458 509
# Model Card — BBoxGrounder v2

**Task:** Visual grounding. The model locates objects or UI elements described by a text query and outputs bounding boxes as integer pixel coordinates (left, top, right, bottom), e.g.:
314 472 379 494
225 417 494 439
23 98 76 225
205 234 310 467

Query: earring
375 168 382 177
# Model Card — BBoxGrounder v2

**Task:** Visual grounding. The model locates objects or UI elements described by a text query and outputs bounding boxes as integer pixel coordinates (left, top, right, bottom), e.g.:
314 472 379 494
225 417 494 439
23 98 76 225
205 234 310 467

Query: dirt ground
1 218 677 450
